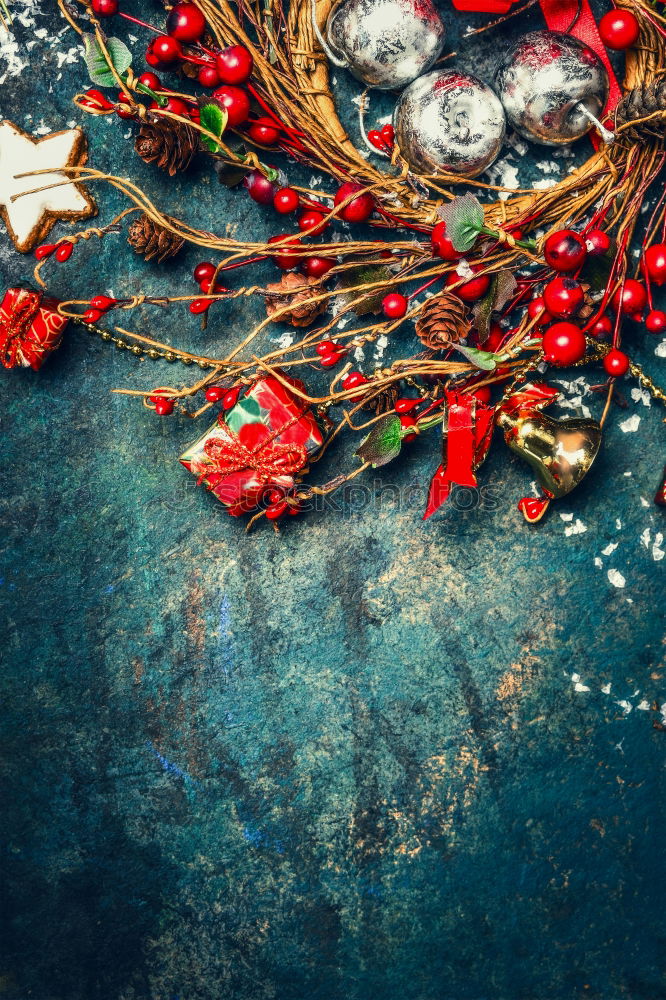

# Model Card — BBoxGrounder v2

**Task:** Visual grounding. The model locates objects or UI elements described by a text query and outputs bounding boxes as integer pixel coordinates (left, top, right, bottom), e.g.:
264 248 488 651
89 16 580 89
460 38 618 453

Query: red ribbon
538 0 623 146
423 390 494 520
197 420 308 486
0 289 43 369
452 1 514 11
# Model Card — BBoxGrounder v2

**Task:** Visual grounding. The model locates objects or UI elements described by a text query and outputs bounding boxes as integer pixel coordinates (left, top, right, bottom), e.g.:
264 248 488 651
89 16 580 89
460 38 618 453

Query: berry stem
117 11 162 33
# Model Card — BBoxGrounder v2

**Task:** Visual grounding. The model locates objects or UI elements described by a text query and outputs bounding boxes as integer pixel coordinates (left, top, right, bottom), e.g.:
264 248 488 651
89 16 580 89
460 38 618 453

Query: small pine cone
362 386 399 414
128 213 184 263
415 292 471 350
615 80 666 138
135 118 198 176
264 273 328 327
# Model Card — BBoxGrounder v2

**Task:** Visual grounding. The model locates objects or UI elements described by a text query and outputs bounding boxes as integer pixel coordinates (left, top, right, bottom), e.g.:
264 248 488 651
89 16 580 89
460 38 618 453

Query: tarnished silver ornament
324 0 446 91
495 30 611 146
393 70 506 177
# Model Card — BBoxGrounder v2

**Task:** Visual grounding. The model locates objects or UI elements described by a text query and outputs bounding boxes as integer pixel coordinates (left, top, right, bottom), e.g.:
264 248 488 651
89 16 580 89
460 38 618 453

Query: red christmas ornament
544 229 587 272
212 85 250 126
273 188 299 214
599 10 640 50
543 276 584 319
431 219 463 261
334 182 374 223
543 322 587 365
166 3 206 43
0 287 68 370
603 348 630 377
644 244 666 286
382 293 408 319
611 279 647 318
216 45 253 85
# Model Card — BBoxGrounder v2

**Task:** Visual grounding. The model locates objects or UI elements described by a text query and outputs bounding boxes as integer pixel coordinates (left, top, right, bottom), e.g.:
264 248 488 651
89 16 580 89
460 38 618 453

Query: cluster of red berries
189 262 227 314
82 295 118 325
367 124 395 154
34 240 75 263
316 340 348 368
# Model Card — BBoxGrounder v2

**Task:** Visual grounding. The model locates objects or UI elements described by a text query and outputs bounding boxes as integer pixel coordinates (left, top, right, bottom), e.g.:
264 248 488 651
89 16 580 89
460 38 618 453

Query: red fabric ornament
423 390 494 520
0 287 68 371
451 1 514 10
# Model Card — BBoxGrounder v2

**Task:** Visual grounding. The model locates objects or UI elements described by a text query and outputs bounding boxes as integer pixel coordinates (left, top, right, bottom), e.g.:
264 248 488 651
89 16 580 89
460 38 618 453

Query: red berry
611 279 647 318
161 96 190 117
268 234 301 270
155 398 175 416
248 122 280 145
508 227 524 242
222 387 241 409
138 72 161 91
589 314 613 338
266 500 288 520
55 242 74 262
471 384 492 404
485 323 505 353
316 340 338 356
205 386 225 402
115 92 136 119
151 35 182 64
216 45 253 85
90 295 116 311
320 351 345 368
543 276 584 319
198 65 220 88
199 279 224 294
367 130 385 151
543 322 587 366
243 168 276 204
342 371 369 390
34 243 56 260
91 0 118 14
194 261 216 284
303 256 334 279
380 123 395 145
527 297 552 326
166 3 206 43
399 414 417 442
82 308 104 323
334 182 374 223
273 187 299 214
394 397 420 414
431 220 463 261
603 348 630 377
447 268 491 303
544 229 587 272
599 10 639 49
298 210 327 233
145 49 163 70
644 243 666 286
382 292 408 319
586 229 611 256
646 309 666 334
190 298 211 314
212 85 250 127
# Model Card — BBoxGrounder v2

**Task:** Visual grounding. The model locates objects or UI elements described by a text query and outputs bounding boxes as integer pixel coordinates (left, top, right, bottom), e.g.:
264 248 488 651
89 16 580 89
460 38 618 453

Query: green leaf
436 194 484 253
355 414 403 468
336 264 393 316
453 344 499 371
199 102 228 153
83 33 132 88
472 269 517 343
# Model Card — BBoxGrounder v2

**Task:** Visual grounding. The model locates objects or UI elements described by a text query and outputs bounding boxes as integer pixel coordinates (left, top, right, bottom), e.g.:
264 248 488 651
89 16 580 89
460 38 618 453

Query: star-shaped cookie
0 120 96 253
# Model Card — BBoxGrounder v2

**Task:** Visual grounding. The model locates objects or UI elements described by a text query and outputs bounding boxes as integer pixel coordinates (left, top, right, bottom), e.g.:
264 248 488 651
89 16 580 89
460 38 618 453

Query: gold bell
497 410 602 499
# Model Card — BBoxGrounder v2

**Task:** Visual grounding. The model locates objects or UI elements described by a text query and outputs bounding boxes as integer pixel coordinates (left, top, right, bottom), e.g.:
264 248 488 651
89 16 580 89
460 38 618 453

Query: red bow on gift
197 420 308 485
0 287 68 370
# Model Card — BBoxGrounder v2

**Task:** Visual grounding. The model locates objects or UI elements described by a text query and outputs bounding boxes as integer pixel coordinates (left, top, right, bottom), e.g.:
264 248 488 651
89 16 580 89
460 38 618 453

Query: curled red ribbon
197 421 308 485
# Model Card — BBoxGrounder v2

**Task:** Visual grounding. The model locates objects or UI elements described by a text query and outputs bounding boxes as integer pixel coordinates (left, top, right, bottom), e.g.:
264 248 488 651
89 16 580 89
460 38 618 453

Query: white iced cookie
0 120 96 253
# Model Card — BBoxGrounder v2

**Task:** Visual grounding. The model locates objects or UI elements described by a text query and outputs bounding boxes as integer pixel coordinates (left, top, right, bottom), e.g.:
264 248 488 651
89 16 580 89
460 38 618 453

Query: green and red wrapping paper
0 287 68 370
180 374 325 516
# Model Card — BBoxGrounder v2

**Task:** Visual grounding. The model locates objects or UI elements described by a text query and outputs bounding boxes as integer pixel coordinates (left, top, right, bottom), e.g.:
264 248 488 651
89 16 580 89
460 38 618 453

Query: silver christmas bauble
393 70 506 177
325 0 446 91
495 30 609 146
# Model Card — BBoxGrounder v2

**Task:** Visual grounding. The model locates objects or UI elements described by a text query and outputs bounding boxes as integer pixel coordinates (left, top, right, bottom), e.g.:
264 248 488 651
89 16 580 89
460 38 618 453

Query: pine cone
264 273 328 327
127 214 184 263
135 118 198 175
362 386 399 414
415 292 471 350
615 80 666 138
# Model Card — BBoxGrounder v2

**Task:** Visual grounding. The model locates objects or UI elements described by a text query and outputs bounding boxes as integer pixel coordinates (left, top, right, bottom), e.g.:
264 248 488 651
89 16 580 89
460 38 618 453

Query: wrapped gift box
180 374 325 516
0 287 68 371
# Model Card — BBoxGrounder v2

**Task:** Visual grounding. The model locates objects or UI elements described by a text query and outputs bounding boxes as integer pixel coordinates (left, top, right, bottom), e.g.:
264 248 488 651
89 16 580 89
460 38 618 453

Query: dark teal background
1 3 665 999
